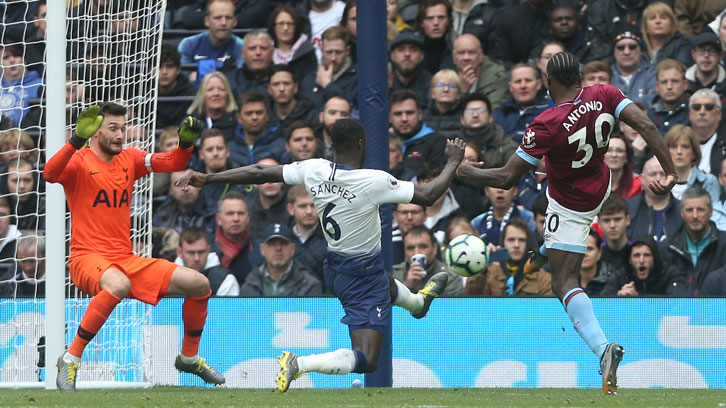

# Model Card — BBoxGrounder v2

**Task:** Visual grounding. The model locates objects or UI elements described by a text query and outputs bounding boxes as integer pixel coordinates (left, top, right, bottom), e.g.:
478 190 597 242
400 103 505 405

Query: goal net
0 0 166 387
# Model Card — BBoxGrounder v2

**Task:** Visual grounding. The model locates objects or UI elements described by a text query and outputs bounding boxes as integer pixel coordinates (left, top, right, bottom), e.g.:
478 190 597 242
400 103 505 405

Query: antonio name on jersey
562 100 604 132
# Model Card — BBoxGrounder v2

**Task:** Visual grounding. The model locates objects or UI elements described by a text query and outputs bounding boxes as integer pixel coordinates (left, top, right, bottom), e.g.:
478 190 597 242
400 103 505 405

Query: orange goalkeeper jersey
45 143 191 257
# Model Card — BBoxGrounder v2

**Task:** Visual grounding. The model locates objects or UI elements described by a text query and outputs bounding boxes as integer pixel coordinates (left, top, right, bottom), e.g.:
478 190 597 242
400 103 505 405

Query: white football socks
562 288 609 358
392 279 424 313
297 349 356 374
63 352 81 364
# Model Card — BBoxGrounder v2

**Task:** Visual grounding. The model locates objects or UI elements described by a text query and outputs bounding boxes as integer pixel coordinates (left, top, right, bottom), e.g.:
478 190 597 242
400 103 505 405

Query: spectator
390 30 432 106
493 64 549 144
0 197 20 279
388 0 412 34
300 26 358 111
610 24 656 107
212 191 254 284
686 32 726 94
187 71 238 140
719 158 726 206
284 121 319 162
458 92 516 169
0 42 43 127
153 169 214 237
665 124 721 204
389 89 446 176
460 0 502 49
451 33 508 110
545 5 593 63
648 58 691 136
602 234 686 296
620 102 652 174
246 157 292 244
1 1 39 43
416 0 454 74
585 0 651 63
661 186 726 296
0 235 45 297
673 0 726 36
153 126 180 197
393 225 463 296
286 185 327 288
268 5 317 83
389 133 416 181
177 0 269 30
578 229 616 296
177 0 244 83
224 29 274 97
267 65 318 130
299 0 346 63
422 69 463 139
443 216 478 246
175 226 239 296
581 61 613 86
701 264 726 295
450 140 486 219
157 44 196 130
25 1 46 74
530 193 548 244
597 194 632 270
533 40 566 96
641 2 693 67
417 162 461 244
315 95 351 160
606 133 642 200
464 218 553 296
450 0 487 38
340 0 358 63
628 156 684 243
688 89 726 177
240 223 323 296
488 0 553 68
5 158 44 231
392 202 427 265
471 185 536 246
0 129 39 166
229 91 287 167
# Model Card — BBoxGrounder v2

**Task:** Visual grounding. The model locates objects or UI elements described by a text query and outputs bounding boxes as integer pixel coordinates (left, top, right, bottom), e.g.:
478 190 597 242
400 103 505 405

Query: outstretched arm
411 138 466 206
619 103 677 194
176 163 285 189
456 152 533 190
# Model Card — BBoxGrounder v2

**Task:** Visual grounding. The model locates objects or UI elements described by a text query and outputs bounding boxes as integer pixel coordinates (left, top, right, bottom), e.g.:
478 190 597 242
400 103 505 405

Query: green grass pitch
1 387 726 407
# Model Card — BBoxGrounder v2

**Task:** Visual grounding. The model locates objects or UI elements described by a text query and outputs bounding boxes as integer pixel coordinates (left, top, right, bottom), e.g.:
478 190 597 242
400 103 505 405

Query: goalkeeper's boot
523 249 548 274
174 355 226 385
277 351 306 393
600 343 624 395
411 271 448 319
56 353 79 392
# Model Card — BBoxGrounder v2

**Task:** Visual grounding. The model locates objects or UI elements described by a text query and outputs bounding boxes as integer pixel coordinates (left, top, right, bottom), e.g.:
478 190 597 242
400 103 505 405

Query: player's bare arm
176 164 285 190
411 138 466 206
457 153 533 190
619 103 677 195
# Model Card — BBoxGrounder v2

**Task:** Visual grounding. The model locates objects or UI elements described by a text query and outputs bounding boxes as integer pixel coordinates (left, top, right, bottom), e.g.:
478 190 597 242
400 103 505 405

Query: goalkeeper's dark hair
331 118 365 152
99 102 127 118
546 51 581 88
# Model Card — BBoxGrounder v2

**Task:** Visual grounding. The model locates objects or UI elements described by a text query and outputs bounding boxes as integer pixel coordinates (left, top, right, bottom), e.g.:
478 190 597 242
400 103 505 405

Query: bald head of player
545 51 582 104
331 118 366 168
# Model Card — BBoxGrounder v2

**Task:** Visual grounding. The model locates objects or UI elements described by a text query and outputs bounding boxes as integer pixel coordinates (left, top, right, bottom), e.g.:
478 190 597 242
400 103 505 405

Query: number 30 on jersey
567 113 615 169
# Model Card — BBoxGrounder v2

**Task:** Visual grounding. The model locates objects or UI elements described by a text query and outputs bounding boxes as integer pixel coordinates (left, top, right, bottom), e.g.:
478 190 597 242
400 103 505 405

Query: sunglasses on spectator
691 103 716 111
464 107 487 115
615 44 638 51
434 82 458 90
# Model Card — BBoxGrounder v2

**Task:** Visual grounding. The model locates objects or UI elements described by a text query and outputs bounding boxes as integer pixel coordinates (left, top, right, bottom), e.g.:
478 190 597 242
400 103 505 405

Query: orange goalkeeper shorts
68 253 177 306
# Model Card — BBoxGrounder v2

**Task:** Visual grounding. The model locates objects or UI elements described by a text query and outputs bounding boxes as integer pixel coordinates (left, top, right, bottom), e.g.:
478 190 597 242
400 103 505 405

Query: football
444 234 488 277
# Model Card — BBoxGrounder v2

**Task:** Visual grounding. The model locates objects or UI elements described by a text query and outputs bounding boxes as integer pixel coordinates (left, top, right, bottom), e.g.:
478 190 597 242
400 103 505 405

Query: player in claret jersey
458 52 678 395
45 103 225 391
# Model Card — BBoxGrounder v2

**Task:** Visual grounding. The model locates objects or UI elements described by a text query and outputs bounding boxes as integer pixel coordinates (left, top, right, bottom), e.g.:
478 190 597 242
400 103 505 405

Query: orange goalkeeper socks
68 289 122 358
181 290 211 357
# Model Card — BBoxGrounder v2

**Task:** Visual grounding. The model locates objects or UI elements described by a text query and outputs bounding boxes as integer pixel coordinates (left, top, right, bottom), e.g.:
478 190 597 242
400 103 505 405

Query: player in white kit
176 119 466 392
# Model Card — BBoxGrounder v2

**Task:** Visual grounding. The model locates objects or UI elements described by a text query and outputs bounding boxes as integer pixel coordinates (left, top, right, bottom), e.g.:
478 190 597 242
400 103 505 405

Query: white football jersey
283 159 415 256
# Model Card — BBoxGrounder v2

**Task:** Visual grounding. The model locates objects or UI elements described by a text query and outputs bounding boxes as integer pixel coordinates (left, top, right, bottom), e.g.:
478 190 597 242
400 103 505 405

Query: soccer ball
444 234 488 277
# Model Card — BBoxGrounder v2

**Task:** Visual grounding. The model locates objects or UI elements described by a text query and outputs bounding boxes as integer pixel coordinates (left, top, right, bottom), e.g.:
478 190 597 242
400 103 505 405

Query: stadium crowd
2 0 726 298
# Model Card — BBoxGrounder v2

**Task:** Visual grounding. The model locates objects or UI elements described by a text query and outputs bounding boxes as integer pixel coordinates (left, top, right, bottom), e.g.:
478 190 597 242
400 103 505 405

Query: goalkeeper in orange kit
45 103 225 391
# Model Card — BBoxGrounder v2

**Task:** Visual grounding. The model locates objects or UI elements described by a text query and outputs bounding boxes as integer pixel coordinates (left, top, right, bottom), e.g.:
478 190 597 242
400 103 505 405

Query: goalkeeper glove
70 105 103 149
178 116 203 148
